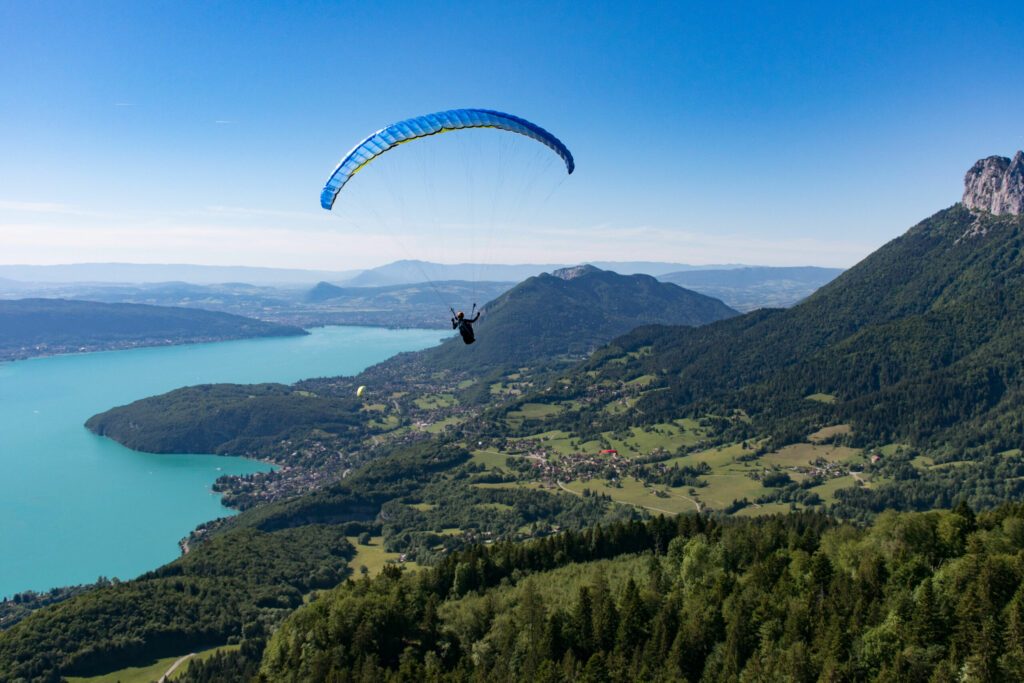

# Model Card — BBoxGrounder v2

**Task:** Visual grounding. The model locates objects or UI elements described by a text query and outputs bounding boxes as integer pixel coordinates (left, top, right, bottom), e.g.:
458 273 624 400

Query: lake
0 326 443 598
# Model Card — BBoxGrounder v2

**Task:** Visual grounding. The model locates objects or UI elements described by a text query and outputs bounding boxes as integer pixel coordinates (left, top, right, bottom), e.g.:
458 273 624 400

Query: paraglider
451 305 481 345
320 109 574 210
319 109 573 347
356 385 366 397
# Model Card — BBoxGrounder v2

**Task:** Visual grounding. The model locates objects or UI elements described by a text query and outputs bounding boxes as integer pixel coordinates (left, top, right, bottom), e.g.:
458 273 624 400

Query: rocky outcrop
963 151 1024 215
551 264 598 280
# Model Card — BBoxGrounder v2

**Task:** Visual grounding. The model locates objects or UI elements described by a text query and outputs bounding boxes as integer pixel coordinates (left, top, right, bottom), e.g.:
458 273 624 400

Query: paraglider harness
451 304 480 345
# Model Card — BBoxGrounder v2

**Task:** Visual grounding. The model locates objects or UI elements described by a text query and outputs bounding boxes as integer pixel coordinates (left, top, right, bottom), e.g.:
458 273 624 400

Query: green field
489 382 520 397
807 424 851 442
694 474 764 511
805 393 837 404
66 656 183 683
911 454 936 470
602 396 640 415
64 644 242 683
347 536 418 577
561 477 699 514
368 414 401 430
761 443 862 468
475 502 514 511
471 449 513 470
733 502 793 517
423 415 464 433
665 441 755 469
409 502 437 511
507 402 565 420
472 481 555 492
599 423 705 457
810 475 860 504
414 393 458 410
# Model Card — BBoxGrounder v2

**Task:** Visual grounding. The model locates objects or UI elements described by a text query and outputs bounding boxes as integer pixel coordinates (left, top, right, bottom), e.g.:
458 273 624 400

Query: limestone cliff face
963 151 1024 215
551 264 599 280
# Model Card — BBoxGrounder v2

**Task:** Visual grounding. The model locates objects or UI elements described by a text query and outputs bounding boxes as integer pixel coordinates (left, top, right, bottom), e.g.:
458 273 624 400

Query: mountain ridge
0 298 306 360
418 265 738 372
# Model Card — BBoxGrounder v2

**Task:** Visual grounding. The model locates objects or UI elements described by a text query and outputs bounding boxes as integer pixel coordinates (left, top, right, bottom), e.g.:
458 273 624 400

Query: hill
419 265 737 372
0 298 306 360
658 265 843 310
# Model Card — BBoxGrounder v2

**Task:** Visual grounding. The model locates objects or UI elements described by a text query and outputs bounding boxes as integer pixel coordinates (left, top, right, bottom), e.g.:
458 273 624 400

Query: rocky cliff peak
551 264 600 280
963 151 1024 215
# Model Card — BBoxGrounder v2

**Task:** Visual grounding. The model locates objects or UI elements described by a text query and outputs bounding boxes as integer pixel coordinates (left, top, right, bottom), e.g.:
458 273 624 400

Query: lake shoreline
0 326 442 600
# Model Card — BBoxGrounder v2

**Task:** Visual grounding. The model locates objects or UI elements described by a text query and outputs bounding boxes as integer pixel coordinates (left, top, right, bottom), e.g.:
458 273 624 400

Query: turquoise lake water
0 326 443 598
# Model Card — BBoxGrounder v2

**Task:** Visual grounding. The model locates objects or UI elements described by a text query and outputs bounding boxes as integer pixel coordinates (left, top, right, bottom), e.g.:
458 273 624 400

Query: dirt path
158 653 194 682
664 490 703 513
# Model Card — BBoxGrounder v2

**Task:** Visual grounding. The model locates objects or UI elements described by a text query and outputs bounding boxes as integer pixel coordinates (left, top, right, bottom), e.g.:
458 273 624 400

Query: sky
2 0 1023 270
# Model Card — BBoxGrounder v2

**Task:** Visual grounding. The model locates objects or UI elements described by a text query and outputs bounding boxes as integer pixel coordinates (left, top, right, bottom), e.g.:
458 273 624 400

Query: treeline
832 450 1024 523
251 503 1024 682
0 526 354 680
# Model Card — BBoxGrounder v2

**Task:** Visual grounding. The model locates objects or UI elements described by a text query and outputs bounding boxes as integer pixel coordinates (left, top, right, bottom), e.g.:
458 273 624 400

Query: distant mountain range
0 263 361 285
0 263 844 327
0 260 760 288
0 299 306 361
339 259 748 287
658 266 843 310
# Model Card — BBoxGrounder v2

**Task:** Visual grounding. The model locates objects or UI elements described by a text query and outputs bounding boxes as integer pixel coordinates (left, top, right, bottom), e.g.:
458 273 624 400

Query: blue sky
2 0 1022 269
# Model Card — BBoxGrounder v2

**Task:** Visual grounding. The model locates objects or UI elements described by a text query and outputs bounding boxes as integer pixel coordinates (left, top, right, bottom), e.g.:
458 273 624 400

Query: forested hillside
86 383 366 456
233 503 1024 682
568 205 1024 453
0 298 305 360
422 265 736 372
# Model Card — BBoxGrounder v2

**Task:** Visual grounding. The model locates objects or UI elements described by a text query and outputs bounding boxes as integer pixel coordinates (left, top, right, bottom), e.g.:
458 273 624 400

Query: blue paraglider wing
320 109 574 210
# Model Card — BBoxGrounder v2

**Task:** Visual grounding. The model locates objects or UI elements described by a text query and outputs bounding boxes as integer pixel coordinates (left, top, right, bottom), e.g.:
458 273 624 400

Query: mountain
658 266 843 311
340 259 750 287
0 263 361 285
420 264 737 372
0 298 306 360
6 156 1024 683
576 154 1024 455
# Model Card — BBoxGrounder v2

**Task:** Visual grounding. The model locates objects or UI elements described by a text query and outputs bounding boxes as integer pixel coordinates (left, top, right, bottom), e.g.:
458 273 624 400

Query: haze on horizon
2 1 1022 271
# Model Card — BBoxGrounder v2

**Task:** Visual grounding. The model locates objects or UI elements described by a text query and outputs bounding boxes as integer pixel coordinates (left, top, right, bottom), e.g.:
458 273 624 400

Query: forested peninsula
0 298 306 361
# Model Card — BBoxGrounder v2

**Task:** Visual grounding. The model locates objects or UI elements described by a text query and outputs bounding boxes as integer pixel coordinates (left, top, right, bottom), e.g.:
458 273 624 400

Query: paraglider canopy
320 108 574 210
356 385 366 397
